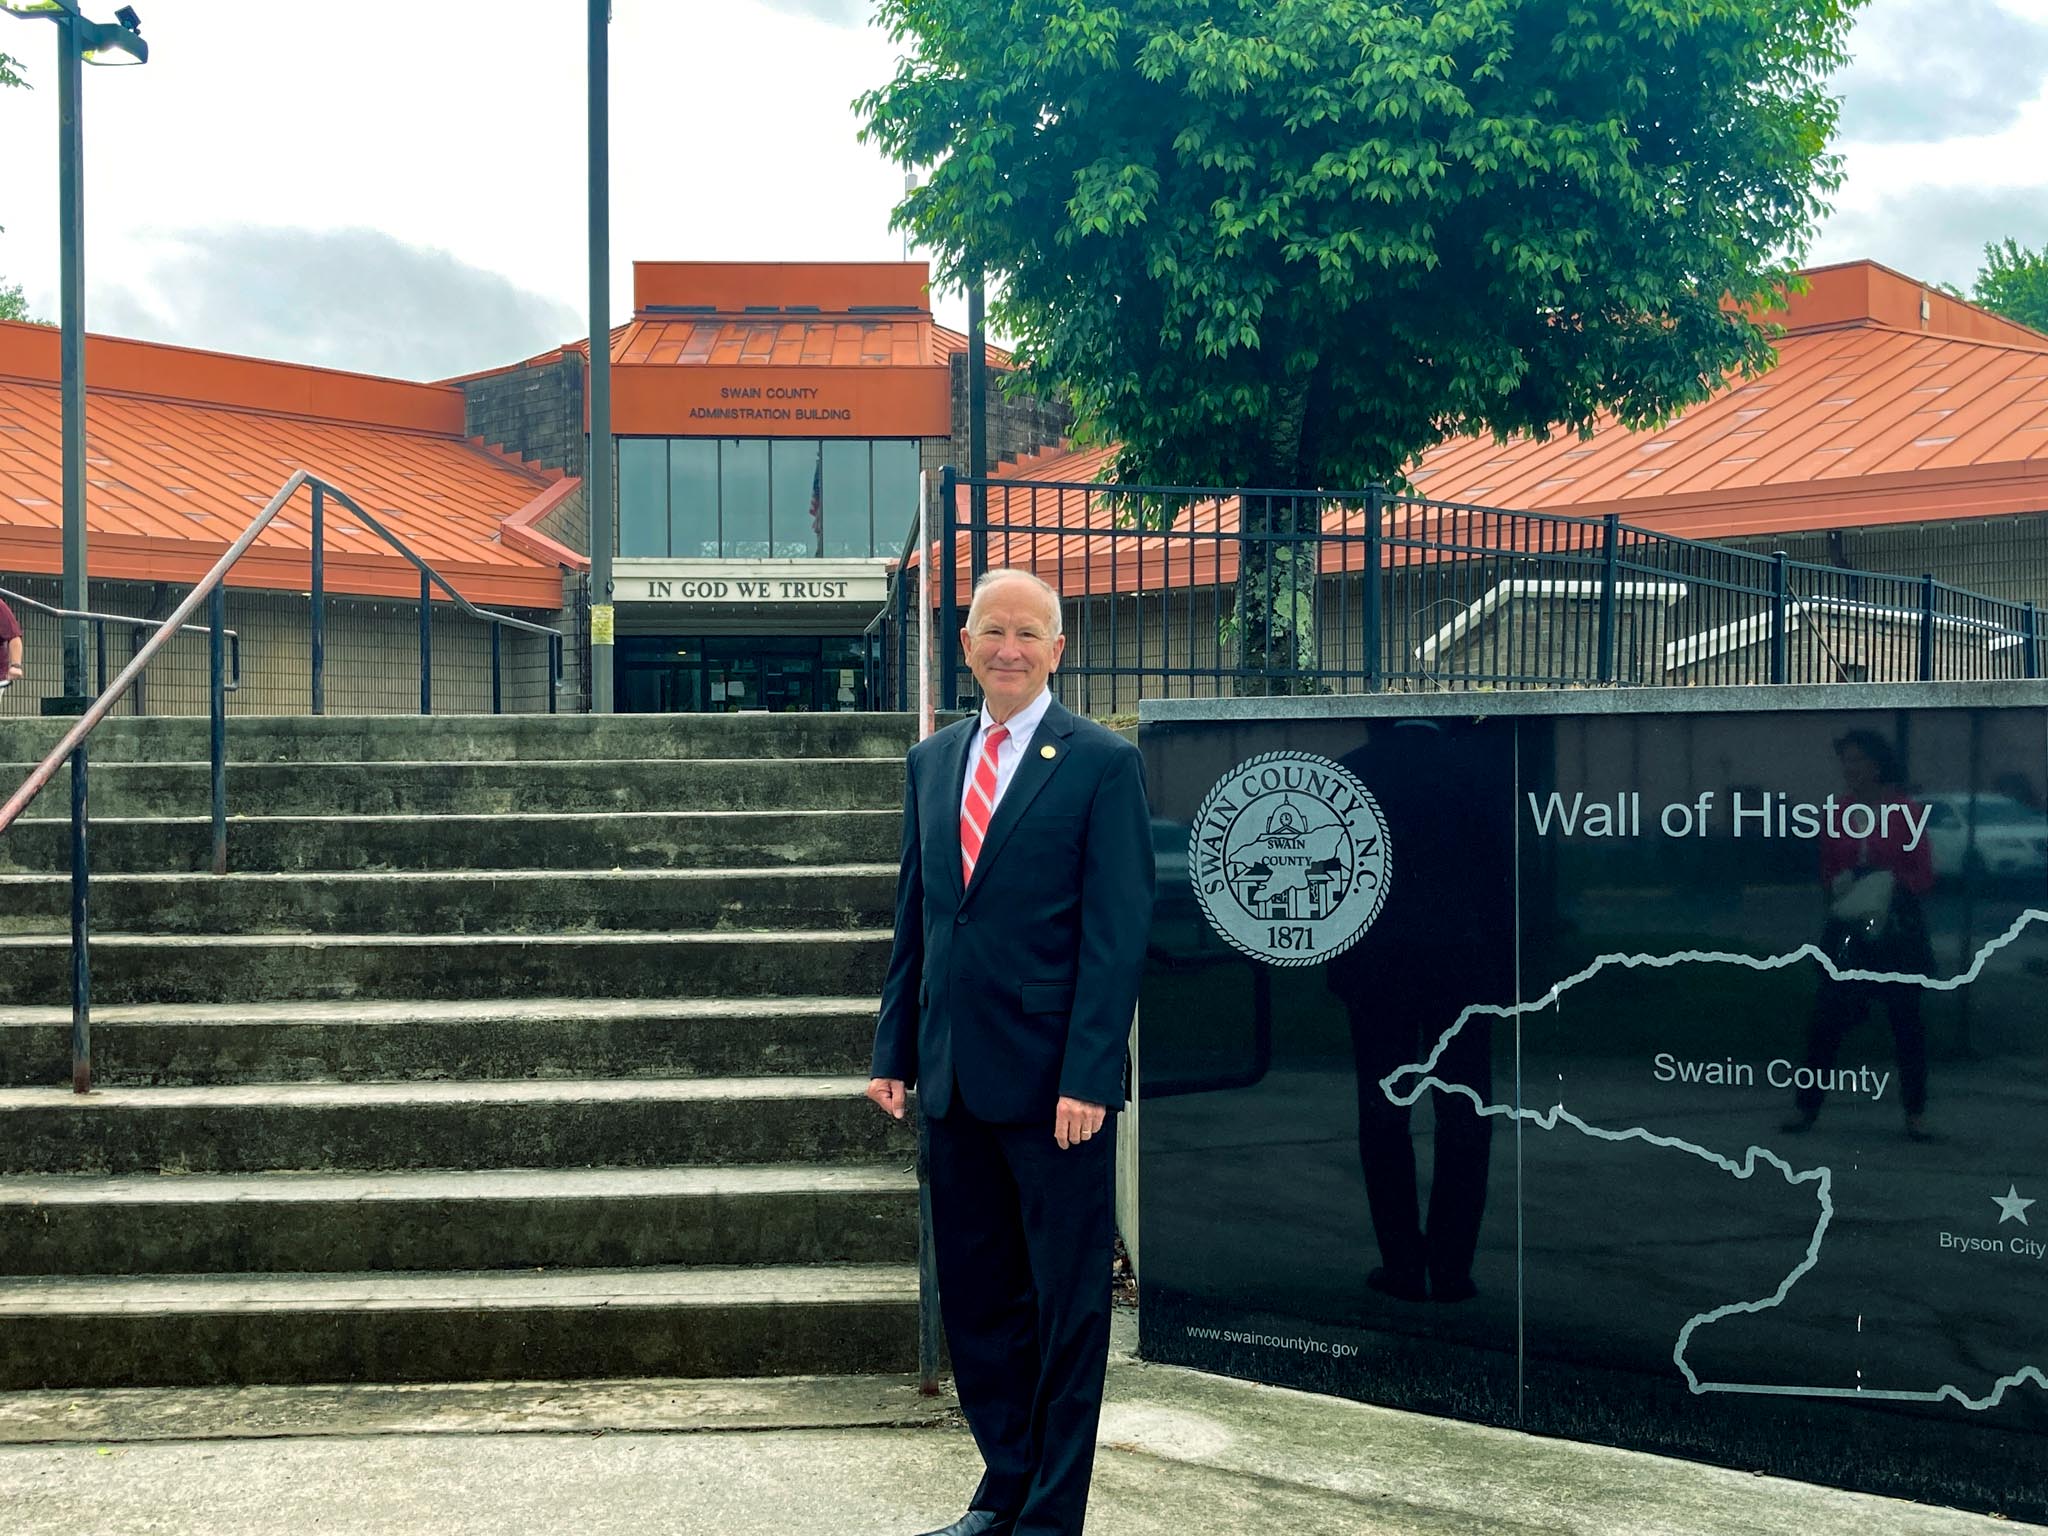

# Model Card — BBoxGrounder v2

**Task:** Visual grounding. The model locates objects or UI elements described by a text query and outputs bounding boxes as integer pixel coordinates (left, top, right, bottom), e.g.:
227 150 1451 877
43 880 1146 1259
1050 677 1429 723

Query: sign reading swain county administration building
686 386 853 425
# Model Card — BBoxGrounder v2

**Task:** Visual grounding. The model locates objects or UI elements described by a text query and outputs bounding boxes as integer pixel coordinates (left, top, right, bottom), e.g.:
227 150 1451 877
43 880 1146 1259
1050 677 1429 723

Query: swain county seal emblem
1189 751 1392 966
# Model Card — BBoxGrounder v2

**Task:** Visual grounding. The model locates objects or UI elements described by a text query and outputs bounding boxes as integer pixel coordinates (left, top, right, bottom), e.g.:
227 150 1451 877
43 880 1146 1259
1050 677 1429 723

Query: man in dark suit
867 568 1155 1536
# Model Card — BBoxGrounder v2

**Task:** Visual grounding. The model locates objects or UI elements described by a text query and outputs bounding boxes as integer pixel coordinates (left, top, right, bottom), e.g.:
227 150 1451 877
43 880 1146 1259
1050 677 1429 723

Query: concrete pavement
0 1315 2024 1535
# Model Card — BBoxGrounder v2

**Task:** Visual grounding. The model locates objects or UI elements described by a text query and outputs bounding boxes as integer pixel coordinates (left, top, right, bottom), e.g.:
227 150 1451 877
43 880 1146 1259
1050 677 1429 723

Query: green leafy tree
1971 239 2048 336
1 49 36 324
861 0 1858 687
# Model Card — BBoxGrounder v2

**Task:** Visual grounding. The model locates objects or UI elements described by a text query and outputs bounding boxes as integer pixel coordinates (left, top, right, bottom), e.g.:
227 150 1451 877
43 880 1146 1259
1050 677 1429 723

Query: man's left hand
1054 1096 1106 1150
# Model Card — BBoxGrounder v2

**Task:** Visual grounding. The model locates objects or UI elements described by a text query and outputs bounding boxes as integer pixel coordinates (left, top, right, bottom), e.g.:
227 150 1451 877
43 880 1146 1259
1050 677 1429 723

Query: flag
809 443 825 555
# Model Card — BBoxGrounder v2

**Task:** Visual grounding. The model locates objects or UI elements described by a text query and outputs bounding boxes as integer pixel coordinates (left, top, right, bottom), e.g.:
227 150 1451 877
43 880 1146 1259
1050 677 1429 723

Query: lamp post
1 2 147 714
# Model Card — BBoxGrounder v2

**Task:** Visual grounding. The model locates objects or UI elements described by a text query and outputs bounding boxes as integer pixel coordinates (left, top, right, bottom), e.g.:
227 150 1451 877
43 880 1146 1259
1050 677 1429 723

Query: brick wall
921 353 1072 492
460 353 586 476
532 482 590 559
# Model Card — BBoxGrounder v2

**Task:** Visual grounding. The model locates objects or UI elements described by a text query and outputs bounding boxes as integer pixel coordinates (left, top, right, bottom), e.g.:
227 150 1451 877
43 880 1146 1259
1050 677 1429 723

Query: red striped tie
960 724 1010 888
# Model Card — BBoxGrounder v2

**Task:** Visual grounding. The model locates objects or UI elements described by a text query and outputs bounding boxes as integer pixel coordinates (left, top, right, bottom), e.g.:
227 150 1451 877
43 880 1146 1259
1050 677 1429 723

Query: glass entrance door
617 636 872 714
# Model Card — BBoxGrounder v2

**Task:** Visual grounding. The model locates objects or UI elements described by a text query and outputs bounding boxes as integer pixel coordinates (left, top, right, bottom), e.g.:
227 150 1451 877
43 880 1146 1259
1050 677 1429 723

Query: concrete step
0 1262 919 1387
0 809 900 875
0 711 920 766
0 866 897 937
4 756 904 819
0 997 882 1087
0 1075 915 1175
0 929 891 1007
0 1165 918 1275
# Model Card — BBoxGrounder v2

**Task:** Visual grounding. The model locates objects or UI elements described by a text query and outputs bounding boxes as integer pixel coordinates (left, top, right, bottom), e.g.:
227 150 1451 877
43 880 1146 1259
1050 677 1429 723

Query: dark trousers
926 1102 1115 1536
1798 917 1932 1118
1348 1001 1494 1294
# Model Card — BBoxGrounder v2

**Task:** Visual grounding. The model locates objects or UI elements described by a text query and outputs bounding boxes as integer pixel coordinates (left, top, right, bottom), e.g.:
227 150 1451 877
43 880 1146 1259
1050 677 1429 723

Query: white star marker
1993 1185 2036 1225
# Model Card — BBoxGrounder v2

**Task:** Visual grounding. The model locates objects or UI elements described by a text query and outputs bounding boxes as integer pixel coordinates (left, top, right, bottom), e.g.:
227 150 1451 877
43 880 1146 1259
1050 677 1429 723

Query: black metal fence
0 575 567 720
871 470 2045 712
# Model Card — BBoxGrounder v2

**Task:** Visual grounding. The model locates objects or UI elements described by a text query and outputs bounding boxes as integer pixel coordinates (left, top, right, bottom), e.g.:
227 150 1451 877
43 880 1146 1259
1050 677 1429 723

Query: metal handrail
302 481 564 717
871 471 938 723
0 468 569 1094
0 581 243 699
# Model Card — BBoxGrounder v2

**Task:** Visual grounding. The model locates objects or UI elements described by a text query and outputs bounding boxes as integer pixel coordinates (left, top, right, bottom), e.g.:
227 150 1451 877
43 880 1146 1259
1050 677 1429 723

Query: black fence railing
0 574 569 720
871 470 2044 713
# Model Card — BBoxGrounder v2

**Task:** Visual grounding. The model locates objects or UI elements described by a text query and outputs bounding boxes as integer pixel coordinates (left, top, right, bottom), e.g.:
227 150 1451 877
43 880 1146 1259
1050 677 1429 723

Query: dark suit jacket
871 698 1156 1123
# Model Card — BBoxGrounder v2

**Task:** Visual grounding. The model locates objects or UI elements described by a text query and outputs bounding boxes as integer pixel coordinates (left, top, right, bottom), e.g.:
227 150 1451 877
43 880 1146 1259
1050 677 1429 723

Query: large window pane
821 441 872 558
871 440 921 559
617 439 668 557
719 439 771 558
669 439 718 558
770 439 824 558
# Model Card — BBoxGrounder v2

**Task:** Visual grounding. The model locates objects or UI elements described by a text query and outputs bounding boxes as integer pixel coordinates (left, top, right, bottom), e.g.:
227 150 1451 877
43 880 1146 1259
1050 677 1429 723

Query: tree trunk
1232 381 1320 695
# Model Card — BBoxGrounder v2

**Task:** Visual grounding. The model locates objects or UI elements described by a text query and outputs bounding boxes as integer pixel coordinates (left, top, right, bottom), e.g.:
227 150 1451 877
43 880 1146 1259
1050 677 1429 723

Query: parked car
1919 793 2048 882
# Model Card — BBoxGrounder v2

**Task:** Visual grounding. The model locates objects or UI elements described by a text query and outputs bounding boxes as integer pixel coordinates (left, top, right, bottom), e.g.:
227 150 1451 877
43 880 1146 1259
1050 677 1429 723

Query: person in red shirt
1782 730 1937 1141
0 596 22 690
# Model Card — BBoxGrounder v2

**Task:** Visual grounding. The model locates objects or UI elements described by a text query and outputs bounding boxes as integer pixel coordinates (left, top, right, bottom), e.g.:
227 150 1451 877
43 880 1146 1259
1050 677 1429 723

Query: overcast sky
1 0 2046 380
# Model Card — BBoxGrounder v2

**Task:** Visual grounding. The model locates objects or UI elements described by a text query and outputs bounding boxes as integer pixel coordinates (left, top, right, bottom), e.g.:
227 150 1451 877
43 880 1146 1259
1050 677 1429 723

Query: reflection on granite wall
1139 698 2048 1521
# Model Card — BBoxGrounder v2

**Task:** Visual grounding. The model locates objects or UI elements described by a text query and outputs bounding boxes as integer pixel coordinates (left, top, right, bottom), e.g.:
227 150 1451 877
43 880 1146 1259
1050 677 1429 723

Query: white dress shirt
960 686 1054 820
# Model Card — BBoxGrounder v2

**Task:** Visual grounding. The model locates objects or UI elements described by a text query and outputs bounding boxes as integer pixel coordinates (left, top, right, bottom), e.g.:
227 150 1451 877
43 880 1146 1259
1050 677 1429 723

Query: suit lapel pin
1040 744 1057 759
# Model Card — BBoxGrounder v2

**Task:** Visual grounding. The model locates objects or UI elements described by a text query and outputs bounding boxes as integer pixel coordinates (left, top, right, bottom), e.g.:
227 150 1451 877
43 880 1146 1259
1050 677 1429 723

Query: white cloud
0 0 960 363
753 0 875 23
11 0 2044 372
1809 185 2048 291
90 226 582 380
1832 0 2048 143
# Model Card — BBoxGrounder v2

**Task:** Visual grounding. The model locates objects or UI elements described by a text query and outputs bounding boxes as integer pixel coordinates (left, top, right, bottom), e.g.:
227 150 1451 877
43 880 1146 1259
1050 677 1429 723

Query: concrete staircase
0 713 919 1388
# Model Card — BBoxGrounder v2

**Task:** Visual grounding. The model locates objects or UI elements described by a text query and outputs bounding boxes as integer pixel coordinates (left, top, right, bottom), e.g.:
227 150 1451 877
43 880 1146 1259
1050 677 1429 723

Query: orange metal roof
445 265 1011 414
967 262 2048 595
0 321 568 608
613 316 932 369
1407 320 2048 538
471 319 1007 379
929 324 1013 368
634 261 930 314
620 260 950 372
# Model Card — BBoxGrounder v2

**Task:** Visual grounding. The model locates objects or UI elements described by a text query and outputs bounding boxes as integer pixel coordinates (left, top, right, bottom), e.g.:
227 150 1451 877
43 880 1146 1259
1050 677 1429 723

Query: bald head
961 568 1066 721
968 568 1063 637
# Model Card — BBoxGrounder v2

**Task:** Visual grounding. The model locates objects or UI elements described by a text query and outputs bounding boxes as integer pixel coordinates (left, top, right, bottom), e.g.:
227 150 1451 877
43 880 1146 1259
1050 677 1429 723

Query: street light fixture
1 0 145 60
1 0 148 710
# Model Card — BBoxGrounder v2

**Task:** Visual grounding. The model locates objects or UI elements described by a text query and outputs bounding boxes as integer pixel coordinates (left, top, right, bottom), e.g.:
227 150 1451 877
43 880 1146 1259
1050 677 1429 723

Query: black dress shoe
914 1510 1013 1536
1430 1276 1478 1304
1367 1265 1429 1303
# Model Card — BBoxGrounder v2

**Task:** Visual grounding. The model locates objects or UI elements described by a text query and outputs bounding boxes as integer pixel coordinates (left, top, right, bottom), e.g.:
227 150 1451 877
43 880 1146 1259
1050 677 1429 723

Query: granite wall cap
1138 680 2048 726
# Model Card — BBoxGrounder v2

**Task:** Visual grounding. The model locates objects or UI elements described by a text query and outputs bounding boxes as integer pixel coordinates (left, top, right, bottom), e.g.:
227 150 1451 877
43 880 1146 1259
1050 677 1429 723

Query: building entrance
617 634 876 713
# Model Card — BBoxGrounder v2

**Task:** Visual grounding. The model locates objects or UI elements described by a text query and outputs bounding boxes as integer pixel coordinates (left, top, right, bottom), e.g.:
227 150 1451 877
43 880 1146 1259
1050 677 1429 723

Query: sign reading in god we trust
622 561 891 606
640 576 858 601
1190 751 1392 967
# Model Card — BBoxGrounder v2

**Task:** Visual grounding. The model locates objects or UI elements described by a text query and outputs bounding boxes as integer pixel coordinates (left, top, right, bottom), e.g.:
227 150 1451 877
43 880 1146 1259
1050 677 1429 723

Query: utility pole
967 270 988 581
55 15 87 709
586 0 615 712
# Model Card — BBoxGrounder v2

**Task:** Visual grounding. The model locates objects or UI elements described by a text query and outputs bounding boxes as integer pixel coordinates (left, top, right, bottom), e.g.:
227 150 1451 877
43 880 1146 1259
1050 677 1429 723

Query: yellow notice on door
590 604 616 645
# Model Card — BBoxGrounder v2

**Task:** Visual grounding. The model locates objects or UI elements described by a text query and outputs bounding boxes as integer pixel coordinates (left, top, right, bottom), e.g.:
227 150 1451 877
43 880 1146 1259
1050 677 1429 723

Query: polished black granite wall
1139 702 2048 1520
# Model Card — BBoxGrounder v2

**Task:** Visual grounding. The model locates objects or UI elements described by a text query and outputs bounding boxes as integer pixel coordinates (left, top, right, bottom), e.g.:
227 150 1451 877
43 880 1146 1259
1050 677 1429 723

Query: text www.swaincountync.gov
1185 1326 1359 1358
